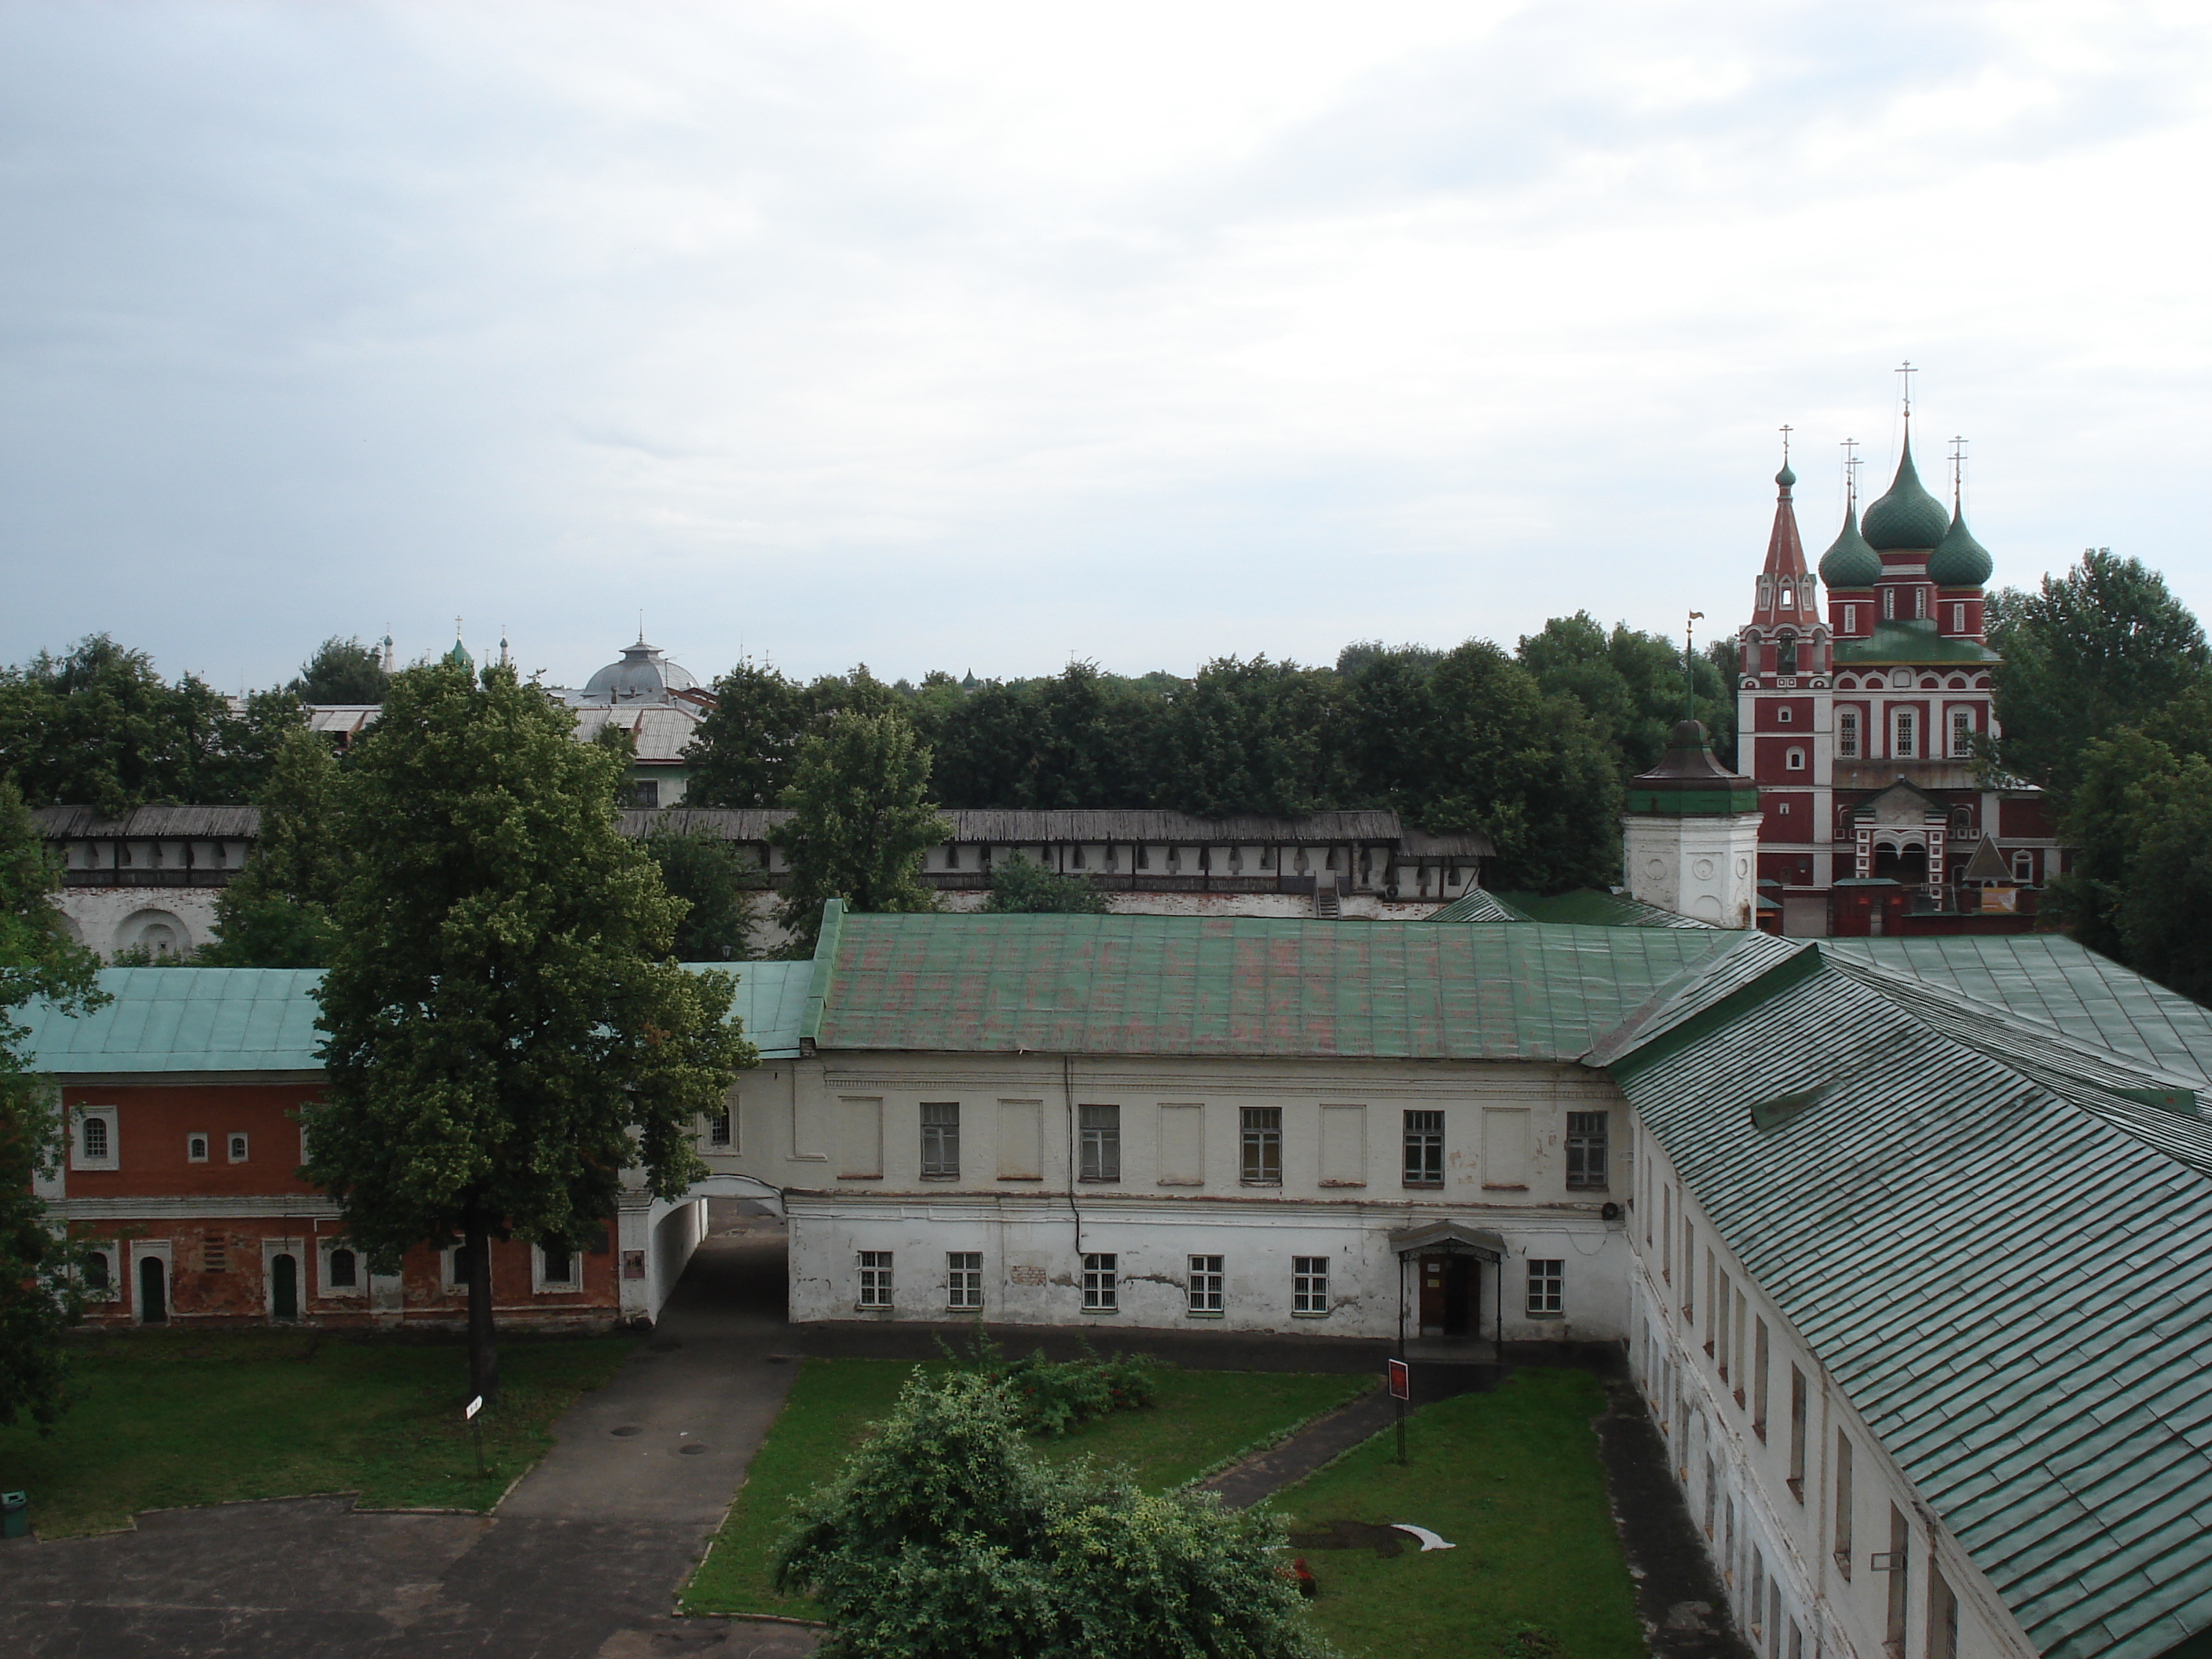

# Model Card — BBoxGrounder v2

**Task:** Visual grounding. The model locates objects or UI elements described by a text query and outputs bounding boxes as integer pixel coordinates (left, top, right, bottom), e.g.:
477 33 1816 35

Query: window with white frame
79 1243 118 1299
1893 710 1917 758
1842 603 1858 633
1883 588 1896 620
1951 602 1966 632
1776 705 1792 723
1240 1107 1282 1185
1187 1254 1223 1315
1914 587 1928 619
920 1103 960 1178
227 1132 249 1163
1291 1255 1330 1315
1785 747 1806 771
445 1242 474 1291
322 1242 363 1296
537 1241 580 1291
1079 1104 1121 1181
186 1133 209 1163
704 1104 733 1148
1837 709 1860 759
947 1251 983 1310
1528 1258 1564 1315
1402 1109 1443 1186
858 1251 893 1308
1950 708 1973 758
74 1107 117 1170
1082 1252 1117 1311
1566 1111 1609 1188
2012 850 2035 884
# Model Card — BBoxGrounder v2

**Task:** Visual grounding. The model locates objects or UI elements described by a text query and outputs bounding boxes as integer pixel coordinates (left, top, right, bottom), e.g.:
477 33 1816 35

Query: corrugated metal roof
1609 949 2212 1659
623 806 1486 853
1827 936 2212 1087
681 960 811 1059
32 805 264 839
1500 888 1718 929
570 704 704 764
808 908 1733 1059
1424 888 1535 923
16 967 328 1071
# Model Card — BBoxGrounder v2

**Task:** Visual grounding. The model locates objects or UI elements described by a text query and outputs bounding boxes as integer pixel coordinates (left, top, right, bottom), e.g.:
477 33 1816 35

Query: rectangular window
540 1243 577 1288
1894 710 1917 759
1789 1621 1804 1659
80 1112 112 1165
328 1247 358 1289
1683 1221 1696 1320
1082 1252 1117 1311
705 1105 732 1148
228 1133 249 1163
1188 1254 1223 1315
1402 1109 1444 1186
1079 1104 1121 1181
1928 1561 1959 1659
1661 1185 1673 1280
1566 1111 1609 1188
1240 1107 1282 1185
1843 603 1857 634
1838 709 1860 758
631 781 661 810
1527 1258 1563 1315
1292 1255 1330 1315
920 1102 960 1178
1950 602 1965 633
1789 1365 1808 1500
857 1250 893 1309
1834 1431 1855 1579
1733 1290 1748 1404
1884 587 1896 620
1752 1319 1771 1438
1716 1268 1731 1372
1885 1506 1911 1658
1950 708 1973 758
947 1251 983 1310
1914 586 1928 620
1750 1547 1766 1635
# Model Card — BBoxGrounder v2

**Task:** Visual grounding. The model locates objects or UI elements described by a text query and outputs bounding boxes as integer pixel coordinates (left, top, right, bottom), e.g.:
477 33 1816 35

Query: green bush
776 1369 1325 1659
935 1326 1159 1435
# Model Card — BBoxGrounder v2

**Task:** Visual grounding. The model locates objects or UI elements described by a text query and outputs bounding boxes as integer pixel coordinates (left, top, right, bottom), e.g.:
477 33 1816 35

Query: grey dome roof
581 638 698 704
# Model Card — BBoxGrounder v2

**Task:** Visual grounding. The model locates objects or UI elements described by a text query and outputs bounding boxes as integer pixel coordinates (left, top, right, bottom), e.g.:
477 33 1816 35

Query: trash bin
1 1491 26 1540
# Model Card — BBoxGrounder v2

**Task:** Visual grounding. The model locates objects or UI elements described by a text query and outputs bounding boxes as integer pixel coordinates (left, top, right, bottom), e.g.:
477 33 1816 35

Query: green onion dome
1818 501 1882 588
1926 510 1993 587
1862 435 1951 550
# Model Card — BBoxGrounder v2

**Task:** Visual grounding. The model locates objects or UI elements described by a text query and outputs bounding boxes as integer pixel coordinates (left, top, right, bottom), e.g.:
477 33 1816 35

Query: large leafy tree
1517 613 1734 782
200 727 347 968
933 664 1159 810
1987 550 2210 796
777 1369 1322 1659
1152 657 1349 818
0 781 108 1429
305 661 754 1400
982 855 1110 915
288 635 390 705
1402 643 1622 894
771 709 949 952
0 635 299 812
641 819 762 961
684 661 814 808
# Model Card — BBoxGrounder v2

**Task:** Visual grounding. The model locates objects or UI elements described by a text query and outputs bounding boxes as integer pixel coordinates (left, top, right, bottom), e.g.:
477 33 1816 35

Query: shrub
933 1326 1159 1436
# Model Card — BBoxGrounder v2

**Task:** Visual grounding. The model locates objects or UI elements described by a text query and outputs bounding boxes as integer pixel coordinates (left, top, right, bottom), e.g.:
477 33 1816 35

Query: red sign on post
1387 1358 1411 1401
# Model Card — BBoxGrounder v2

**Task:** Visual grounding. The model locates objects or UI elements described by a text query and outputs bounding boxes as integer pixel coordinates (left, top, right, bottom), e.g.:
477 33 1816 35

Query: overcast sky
4 2 2208 694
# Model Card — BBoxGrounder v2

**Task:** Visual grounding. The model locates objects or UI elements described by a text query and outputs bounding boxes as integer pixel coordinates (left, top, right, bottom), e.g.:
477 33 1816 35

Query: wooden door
1419 1254 1445 1333
1443 1256 1474 1338
272 1254 298 1321
138 1256 167 1323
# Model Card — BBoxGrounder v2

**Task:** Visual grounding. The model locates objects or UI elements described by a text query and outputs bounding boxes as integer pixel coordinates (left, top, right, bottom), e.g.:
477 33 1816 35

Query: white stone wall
1623 813 1761 927
55 888 224 959
1630 1126 2036 1659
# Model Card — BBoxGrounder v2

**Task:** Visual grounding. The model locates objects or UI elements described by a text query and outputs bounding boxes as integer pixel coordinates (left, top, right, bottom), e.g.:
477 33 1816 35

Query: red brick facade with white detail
1733 423 2057 936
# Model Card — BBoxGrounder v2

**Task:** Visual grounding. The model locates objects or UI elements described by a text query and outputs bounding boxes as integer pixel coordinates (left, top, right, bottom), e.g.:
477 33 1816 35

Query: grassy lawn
1269 1369 1644 1659
0 1328 635 1538
679 1357 1372 1618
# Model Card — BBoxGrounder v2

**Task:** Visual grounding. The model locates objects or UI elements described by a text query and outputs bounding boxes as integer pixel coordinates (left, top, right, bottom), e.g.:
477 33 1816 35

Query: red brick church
1734 410 2057 936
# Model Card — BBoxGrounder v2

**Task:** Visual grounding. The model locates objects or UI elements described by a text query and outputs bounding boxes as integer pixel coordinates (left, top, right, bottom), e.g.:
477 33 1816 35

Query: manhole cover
610 1425 644 1438
679 1443 710 1456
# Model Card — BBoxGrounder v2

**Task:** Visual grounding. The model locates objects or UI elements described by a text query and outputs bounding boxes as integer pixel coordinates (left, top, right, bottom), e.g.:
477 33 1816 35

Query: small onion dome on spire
1862 432 1951 550
1927 509 1993 587
444 637 473 670
1818 500 1882 588
1775 464 1796 489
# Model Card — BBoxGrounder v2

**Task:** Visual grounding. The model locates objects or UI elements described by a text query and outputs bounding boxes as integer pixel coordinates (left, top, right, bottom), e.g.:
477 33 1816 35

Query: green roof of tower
1818 500 1882 588
445 639 473 670
1862 431 1951 550
1926 509 1994 587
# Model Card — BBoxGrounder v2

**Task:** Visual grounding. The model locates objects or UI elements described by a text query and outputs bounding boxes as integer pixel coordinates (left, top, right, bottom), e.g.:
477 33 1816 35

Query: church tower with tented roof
1734 382 2049 936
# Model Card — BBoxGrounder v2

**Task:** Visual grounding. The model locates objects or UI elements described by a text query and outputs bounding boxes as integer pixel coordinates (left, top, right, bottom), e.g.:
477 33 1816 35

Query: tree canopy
776 1368 1321 1659
287 635 390 705
641 819 762 961
981 855 1111 915
0 635 298 813
771 709 950 952
303 661 754 1399
200 727 347 968
0 780 108 1430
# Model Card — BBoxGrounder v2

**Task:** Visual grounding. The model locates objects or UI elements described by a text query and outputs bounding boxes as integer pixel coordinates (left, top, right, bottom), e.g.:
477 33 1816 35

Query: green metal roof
1818 500 1883 588
1862 431 1953 551
1500 889 1718 929
1606 943 2212 1659
807 906 1734 1060
1826 936 2212 1087
15 967 329 1073
1424 888 1535 923
681 961 811 1059
1833 618 2001 665
1928 509 1994 587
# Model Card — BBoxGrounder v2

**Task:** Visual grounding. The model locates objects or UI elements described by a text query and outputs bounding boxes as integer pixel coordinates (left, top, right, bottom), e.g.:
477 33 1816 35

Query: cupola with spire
1739 441 1826 684
1927 509 1994 588
1818 500 1881 590
1861 427 1951 551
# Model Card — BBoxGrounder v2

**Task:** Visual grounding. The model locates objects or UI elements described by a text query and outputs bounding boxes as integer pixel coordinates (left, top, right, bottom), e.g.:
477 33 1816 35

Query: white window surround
129 1240 170 1323
187 1133 210 1163
1292 1255 1331 1317
226 1132 249 1164
858 1250 893 1309
77 1241 121 1302
262 1236 307 1320
442 1243 476 1293
703 1103 734 1149
533 1241 583 1293
317 1237 367 1298
1785 749 1806 771
74 1106 119 1171
947 1251 983 1311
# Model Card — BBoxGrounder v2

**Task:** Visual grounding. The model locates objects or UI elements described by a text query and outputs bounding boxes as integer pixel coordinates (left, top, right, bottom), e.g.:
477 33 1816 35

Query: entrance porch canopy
1388 1220 1506 1262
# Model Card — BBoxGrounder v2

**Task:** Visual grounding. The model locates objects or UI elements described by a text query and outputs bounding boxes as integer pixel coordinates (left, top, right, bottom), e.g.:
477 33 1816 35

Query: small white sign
465 1395 483 1420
